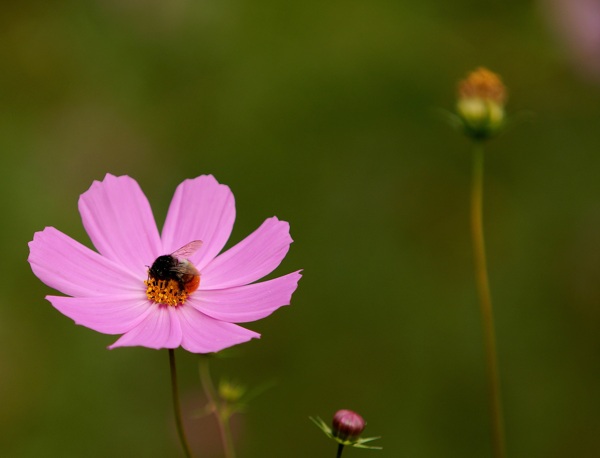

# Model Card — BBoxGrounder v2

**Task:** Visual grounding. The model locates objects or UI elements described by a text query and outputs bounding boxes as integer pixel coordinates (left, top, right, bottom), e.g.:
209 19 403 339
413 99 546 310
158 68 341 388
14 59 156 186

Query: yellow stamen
145 278 188 306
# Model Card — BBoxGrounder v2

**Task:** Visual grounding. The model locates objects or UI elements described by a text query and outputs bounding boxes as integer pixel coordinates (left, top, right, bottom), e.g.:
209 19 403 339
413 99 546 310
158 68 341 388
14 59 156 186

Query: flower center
145 277 189 306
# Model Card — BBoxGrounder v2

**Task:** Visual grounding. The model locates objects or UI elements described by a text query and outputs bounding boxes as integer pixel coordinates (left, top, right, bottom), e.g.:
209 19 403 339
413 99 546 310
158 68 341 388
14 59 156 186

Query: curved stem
169 349 193 458
199 356 236 458
336 443 345 458
471 143 506 458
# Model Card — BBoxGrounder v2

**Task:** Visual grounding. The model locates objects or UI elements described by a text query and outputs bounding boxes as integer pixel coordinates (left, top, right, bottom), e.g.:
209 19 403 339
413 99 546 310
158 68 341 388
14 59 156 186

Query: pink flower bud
332 409 366 441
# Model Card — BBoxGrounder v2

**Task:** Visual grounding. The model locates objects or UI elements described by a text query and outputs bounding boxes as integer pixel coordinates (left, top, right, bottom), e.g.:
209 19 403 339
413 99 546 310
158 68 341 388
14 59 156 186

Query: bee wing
170 240 203 260
171 260 199 276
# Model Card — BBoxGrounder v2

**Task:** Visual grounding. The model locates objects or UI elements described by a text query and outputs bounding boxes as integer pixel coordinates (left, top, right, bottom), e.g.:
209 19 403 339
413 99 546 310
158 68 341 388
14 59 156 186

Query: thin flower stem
470 143 506 458
198 356 236 458
169 349 193 458
336 443 345 458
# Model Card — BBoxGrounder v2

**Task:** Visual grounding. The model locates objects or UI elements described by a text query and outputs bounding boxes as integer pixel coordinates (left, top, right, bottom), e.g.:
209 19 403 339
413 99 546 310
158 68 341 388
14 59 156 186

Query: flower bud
456 67 507 140
332 409 366 441
218 379 246 403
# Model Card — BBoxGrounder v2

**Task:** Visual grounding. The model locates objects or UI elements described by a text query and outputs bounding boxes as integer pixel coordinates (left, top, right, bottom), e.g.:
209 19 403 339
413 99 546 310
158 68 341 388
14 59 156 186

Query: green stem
199 356 236 458
336 443 345 458
169 349 193 458
470 143 506 458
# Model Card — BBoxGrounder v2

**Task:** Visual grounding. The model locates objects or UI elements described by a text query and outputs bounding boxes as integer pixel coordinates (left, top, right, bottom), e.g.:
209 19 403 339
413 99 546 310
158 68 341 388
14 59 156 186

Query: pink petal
48 294 153 334
189 271 302 323
200 217 293 289
160 175 235 270
78 174 162 276
28 227 140 297
108 305 183 350
177 306 260 353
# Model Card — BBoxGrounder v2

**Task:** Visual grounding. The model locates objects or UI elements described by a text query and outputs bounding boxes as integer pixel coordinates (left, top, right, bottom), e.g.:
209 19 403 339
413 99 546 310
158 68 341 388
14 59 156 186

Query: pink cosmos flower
28 174 301 353
542 0 600 82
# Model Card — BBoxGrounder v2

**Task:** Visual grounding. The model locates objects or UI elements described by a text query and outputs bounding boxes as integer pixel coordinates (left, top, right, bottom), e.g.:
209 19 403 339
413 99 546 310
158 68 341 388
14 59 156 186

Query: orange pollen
145 277 189 306
458 67 507 104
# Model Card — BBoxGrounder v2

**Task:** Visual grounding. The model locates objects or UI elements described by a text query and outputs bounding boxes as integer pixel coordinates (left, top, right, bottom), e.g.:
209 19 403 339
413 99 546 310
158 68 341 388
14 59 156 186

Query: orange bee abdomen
184 275 200 294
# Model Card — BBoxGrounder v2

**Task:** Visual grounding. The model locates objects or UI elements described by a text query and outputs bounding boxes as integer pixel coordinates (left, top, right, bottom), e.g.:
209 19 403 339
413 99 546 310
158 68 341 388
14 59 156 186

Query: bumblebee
148 240 202 294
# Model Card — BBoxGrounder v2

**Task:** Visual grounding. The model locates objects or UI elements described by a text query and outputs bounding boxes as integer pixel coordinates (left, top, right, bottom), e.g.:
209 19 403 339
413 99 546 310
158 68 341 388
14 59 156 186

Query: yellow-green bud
218 379 246 403
456 67 507 140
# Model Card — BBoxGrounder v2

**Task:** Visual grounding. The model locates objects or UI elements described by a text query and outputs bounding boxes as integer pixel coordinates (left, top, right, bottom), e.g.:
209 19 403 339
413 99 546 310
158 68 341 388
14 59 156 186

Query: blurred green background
2 0 599 456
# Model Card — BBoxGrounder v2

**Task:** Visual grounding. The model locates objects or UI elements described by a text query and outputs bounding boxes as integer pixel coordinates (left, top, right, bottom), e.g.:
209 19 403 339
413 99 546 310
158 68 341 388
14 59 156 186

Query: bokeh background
1 0 599 457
